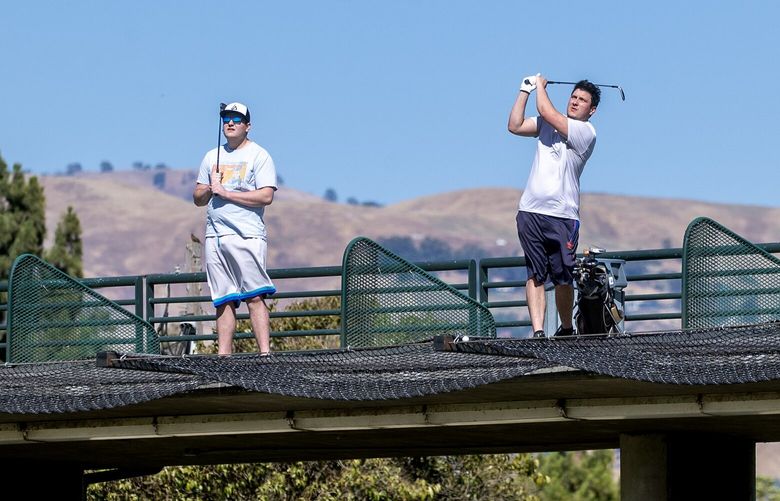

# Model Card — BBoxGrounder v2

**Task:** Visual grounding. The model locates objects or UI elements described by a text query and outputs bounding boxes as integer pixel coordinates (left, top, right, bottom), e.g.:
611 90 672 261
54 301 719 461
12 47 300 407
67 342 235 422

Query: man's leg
526 277 546 333
216 302 237 355
555 284 575 329
247 296 271 354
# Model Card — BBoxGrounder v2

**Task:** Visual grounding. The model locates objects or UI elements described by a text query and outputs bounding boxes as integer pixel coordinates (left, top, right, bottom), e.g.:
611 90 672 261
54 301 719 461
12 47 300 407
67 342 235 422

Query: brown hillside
40 171 780 278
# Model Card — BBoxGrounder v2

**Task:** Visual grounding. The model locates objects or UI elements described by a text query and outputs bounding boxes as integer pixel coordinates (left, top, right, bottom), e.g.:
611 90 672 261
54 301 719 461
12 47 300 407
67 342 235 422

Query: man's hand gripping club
520 73 540 94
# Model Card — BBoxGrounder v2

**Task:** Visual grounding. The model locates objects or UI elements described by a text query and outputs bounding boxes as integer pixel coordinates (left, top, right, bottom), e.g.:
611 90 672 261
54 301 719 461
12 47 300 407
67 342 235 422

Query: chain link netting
0 360 203 414
103 343 550 401
341 237 495 347
683 217 780 329
451 322 780 385
0 344 553 414
3 322 780 414
7 254 159 363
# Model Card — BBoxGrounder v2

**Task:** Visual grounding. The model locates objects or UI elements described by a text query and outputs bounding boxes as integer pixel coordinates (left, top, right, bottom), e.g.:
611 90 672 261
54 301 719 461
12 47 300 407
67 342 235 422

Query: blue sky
2 1 778 207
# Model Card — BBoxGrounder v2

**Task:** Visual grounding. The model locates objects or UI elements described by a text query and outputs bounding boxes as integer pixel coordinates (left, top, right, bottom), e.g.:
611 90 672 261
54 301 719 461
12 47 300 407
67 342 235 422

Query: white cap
220 102 250 122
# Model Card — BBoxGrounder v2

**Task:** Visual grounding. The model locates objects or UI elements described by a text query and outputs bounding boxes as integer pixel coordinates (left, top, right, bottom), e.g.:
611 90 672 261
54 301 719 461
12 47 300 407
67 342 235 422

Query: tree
0 154 84 279
757 476 780 501
99 161 113 173
323 188 338 203
45 206 83 277
377 236 417 260
418 237 452 261
536 450 618 501
0 157 47 279
153 171 166 190
457 242 492 260
66 162 82 176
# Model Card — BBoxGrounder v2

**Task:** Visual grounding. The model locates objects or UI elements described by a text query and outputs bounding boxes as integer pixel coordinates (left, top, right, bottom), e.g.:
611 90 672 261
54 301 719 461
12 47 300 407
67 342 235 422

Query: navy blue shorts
516 211 579 285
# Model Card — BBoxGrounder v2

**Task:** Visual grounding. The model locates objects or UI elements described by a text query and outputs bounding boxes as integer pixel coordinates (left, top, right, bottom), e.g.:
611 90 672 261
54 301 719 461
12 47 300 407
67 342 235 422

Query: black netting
4 322 780 415
105 343 551 401
450 322 780 385
0 360 203 414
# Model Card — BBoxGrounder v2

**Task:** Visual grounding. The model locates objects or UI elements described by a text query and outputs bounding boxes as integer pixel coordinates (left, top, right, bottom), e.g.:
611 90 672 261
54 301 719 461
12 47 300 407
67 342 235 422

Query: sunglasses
222 116 244 124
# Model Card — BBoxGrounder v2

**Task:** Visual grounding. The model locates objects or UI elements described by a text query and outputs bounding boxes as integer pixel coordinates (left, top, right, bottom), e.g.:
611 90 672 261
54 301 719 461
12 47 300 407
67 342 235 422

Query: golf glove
520 75 537 94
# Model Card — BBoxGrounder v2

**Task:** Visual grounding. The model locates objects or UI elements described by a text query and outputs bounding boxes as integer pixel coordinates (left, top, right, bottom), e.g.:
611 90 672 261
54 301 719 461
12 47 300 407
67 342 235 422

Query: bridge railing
1 243 778 355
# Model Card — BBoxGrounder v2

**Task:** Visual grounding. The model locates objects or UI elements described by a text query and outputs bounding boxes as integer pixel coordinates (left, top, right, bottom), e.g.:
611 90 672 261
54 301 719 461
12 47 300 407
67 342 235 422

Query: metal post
544 283 558 337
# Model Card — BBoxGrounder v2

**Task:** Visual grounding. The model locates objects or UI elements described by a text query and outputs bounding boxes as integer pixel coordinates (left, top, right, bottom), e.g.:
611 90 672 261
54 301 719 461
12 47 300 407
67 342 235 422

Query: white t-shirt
197 141 277 238
518 116 596 220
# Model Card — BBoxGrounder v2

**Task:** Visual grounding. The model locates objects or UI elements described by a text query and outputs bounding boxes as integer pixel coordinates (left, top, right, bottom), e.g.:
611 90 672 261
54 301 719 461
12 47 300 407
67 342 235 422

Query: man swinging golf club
508 74 600 338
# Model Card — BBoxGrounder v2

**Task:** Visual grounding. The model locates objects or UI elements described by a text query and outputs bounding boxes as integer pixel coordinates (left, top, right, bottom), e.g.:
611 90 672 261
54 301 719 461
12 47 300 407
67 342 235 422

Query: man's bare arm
214 186 275 207
193 183 212 206
535 75 569 138
508 90 539 137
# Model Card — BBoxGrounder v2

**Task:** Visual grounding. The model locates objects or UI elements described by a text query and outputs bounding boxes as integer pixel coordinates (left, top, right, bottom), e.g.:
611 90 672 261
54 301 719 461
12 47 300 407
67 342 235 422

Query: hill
40 169 780 278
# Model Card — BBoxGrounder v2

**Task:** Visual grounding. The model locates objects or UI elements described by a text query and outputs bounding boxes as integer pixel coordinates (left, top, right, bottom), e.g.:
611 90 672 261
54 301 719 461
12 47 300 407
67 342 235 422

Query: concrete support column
620 434 755 501
620 434 668 500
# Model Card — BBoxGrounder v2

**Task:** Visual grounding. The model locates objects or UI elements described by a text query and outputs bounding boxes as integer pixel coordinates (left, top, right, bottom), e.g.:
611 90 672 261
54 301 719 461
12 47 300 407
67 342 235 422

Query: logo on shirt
217 162 248 186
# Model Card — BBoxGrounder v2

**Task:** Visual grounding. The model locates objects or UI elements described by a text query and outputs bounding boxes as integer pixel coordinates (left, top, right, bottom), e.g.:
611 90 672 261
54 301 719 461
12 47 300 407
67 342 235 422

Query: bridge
0 218 779 500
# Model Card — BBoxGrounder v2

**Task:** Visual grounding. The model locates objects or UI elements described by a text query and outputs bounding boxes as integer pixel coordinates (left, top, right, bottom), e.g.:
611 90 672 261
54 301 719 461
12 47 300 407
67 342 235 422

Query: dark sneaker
532 330 546 338
554 326 574 337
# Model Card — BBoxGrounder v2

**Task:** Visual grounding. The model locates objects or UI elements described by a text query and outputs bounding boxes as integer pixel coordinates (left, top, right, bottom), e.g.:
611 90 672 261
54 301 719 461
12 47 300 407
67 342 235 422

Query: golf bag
572 248 625 335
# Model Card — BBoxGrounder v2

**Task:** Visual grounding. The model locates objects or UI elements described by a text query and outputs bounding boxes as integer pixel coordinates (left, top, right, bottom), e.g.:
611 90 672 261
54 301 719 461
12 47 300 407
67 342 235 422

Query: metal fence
1 243 778 356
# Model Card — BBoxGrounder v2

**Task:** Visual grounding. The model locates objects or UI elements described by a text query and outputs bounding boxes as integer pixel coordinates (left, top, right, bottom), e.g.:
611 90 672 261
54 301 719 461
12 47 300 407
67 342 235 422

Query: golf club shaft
547 81 625 101
216 103 226 173
548 80 618 89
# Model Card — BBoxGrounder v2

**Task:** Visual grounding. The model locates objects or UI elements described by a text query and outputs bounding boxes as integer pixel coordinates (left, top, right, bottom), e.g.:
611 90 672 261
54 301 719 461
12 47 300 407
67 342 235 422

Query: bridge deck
1 323 780 469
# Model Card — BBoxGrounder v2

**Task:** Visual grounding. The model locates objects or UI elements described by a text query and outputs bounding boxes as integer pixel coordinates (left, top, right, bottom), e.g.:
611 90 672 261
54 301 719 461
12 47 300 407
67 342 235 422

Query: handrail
143 259 475 352
477 243 780 335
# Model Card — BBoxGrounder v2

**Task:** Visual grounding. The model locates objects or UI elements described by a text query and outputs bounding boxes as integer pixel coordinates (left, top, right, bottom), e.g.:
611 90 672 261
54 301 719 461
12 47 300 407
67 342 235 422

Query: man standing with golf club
194 102 277 355
508 74 600 338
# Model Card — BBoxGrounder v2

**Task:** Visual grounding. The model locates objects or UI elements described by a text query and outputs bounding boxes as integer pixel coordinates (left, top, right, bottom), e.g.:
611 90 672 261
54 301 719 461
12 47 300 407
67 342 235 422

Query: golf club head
219 102 227 112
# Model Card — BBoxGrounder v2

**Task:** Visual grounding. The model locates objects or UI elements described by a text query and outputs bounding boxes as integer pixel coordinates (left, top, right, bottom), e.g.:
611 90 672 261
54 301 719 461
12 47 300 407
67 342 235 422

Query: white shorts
205 235 276 308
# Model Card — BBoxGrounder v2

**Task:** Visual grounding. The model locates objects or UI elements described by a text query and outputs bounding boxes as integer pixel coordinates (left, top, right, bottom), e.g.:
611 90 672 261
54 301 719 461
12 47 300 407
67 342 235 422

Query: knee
246 296 267 309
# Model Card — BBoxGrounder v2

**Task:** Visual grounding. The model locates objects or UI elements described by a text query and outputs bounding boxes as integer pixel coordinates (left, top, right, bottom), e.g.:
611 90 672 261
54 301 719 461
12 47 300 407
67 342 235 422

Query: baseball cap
220 102 251 123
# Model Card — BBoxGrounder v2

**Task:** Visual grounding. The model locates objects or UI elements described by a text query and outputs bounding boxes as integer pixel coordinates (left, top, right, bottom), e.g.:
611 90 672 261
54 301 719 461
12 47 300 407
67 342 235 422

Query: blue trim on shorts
213 286 277 308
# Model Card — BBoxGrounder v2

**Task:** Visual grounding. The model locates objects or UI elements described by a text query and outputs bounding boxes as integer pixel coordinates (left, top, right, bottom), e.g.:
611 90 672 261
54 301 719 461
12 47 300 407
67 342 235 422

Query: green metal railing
143 260 476 350
1 243 778 357
480 248 685 333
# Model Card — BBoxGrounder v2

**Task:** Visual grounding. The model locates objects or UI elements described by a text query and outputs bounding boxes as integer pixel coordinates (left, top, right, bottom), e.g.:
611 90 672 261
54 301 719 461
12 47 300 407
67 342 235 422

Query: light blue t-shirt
197 141 277 238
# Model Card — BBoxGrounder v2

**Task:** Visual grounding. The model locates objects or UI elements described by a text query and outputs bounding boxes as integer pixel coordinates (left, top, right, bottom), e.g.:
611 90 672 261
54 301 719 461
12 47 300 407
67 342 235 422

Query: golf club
216 103 226 173
547 81 626 101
